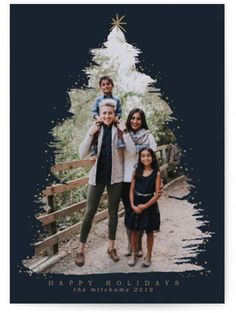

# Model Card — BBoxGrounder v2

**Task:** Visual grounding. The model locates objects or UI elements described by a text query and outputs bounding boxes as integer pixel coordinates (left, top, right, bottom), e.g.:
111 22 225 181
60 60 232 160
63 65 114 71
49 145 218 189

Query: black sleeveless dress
126 169 161 233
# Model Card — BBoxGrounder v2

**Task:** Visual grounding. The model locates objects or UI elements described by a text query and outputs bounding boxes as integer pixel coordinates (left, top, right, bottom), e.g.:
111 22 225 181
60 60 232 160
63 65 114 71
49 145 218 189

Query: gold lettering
73 287 82 292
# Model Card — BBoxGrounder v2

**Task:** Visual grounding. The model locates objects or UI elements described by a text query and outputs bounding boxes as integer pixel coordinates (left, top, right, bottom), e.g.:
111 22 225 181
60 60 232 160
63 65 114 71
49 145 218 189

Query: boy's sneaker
116 138 126 149
90 145 97 156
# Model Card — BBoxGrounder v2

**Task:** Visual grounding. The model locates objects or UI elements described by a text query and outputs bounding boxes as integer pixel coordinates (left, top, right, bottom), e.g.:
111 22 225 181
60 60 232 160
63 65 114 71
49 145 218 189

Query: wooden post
162 146 168 179
46 195 58 256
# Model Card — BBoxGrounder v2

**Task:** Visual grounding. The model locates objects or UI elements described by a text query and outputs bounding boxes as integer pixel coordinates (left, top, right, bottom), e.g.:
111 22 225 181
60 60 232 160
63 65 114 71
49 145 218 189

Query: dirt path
44 176 211 274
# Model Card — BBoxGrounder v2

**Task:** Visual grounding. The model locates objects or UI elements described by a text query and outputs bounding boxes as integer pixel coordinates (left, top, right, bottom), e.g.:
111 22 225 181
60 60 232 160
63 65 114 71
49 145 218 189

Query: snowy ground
42 176 211 275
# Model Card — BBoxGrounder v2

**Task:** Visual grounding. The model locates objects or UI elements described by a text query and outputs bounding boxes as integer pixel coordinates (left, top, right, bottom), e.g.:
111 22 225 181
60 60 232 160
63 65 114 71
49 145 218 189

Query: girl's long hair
126 108 149 132
135 148 159 179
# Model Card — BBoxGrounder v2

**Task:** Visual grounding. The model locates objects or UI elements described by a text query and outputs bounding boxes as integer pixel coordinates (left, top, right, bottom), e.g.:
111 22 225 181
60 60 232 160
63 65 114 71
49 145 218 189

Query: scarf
129 128 151 153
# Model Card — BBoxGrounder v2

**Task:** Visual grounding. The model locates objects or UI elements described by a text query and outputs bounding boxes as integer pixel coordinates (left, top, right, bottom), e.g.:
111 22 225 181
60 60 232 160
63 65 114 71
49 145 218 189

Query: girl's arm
138 172 161 211
129 173 141 214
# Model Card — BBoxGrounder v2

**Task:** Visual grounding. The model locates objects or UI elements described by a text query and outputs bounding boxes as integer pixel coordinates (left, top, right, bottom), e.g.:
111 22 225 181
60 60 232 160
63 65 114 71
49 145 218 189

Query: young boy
90 76 125 155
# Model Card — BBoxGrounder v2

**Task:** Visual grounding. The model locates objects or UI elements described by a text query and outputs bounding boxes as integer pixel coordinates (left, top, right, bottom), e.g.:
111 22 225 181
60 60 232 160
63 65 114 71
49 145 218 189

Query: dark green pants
80 182 123 244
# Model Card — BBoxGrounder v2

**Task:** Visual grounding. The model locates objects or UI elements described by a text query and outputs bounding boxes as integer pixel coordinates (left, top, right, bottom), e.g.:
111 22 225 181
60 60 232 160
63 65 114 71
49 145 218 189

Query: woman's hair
126 108 149 132
135 148 159 179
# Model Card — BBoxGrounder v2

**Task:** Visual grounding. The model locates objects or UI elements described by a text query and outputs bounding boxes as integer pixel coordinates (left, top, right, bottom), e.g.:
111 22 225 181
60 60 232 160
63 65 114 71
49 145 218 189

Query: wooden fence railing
34 144 179 257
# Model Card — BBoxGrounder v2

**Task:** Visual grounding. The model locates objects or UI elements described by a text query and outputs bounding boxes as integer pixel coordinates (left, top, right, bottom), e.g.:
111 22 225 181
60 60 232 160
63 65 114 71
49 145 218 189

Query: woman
118 108 157 257
75 100 123 267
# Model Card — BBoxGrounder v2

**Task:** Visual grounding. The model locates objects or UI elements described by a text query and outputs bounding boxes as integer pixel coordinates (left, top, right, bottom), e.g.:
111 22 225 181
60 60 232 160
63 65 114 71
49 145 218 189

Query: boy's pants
80 182 123 243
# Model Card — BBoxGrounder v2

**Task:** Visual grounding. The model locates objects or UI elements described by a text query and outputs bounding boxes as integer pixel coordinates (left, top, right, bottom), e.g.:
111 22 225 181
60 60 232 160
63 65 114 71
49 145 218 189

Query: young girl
127 148 161 267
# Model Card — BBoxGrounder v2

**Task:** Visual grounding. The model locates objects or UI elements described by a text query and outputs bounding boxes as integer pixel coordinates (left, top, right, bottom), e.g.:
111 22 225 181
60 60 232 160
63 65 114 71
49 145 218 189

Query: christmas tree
53 16 174 165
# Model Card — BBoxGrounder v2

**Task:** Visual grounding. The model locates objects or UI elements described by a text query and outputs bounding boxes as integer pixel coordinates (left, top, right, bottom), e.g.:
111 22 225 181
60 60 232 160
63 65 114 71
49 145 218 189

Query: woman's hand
132 205 142 214
117 120 127 132
137 204 146 212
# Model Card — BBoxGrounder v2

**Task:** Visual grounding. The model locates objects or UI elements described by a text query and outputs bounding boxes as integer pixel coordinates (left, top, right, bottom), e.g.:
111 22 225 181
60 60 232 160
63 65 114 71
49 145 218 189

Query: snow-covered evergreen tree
53 25 174 164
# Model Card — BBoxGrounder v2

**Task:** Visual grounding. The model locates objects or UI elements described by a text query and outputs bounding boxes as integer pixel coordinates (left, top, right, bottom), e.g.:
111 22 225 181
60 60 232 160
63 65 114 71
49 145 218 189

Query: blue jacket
91 94 122 119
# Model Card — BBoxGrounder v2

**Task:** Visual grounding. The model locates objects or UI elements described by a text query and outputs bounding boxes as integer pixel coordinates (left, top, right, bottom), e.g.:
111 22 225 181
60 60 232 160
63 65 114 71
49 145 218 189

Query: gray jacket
79 124 124 186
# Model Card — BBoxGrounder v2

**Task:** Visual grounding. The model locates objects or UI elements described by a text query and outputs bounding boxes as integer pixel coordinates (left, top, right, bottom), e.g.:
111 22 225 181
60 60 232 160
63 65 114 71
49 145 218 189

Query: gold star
110 14 127 32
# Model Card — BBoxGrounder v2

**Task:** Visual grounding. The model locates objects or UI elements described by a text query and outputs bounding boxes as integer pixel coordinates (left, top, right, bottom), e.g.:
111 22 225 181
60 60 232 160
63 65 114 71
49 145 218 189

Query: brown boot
75 252 85 267
107 248 120 262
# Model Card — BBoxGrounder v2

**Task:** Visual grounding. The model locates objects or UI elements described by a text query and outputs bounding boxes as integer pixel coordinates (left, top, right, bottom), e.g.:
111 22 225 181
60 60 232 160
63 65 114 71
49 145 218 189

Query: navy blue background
10 4 224 303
